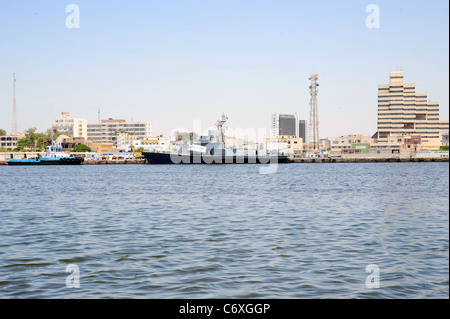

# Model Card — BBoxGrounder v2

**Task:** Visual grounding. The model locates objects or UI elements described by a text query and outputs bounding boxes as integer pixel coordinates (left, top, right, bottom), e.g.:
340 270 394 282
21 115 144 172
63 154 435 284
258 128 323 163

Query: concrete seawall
1 157 448 165
0 159 148 165
81 159 148 165
289 157 449 163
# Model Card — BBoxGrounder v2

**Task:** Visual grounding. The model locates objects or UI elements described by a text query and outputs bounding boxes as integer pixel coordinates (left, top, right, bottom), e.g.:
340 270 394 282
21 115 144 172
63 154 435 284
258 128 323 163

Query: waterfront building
52 112 87 138
320 138 332 150
115 132 140 152
441 132 449 147
87 118 152 143
376 72 449 144
266 135 305 155
56 135 98 153
330 132 443 155
331 134 374 152
0 135 19 151
271 114 307 142
93 143 117 154
134 136 171 152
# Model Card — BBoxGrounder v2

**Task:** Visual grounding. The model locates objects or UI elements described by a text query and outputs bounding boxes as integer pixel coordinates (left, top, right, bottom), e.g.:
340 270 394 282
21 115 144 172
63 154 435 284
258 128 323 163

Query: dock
1 156 448 165
289 156 449 163
81 159 148 165
0 158 148 165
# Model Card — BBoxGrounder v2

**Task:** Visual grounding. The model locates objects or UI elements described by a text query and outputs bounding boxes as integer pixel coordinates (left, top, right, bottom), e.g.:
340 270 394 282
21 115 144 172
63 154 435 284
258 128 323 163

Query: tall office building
298 119 307 143
87 118 152 143
272 114 307 142
377 72 449 143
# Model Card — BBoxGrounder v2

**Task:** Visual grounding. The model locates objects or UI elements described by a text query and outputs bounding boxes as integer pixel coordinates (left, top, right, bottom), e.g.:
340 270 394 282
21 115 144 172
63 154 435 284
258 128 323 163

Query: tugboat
142 114 290 165
8 144 84 166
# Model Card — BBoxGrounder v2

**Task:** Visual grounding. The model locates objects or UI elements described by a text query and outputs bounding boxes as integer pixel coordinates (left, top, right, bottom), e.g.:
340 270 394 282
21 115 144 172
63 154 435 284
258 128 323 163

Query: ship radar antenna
216 113 228 146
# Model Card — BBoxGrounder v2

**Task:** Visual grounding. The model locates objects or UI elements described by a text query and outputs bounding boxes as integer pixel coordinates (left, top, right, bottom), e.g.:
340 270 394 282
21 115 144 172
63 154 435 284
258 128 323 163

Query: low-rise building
320 138 332 150
135 136 171 152
331 135 374 152
266 135 306 155
56 136 98 153
441 132 449 147
93 143 117 154
0 136 19 151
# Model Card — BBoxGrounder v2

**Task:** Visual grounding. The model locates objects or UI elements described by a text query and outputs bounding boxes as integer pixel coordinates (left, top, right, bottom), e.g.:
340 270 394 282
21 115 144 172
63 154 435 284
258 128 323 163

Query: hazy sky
1 0 448 138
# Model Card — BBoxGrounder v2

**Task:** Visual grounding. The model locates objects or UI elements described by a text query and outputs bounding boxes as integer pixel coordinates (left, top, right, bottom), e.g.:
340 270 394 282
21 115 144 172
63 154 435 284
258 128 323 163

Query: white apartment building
87 118 152 143
52 112 87 138
0 136 19 151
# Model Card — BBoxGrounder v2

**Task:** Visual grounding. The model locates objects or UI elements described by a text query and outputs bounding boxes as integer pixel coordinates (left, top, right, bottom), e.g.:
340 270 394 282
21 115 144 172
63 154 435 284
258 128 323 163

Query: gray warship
142 114 290 165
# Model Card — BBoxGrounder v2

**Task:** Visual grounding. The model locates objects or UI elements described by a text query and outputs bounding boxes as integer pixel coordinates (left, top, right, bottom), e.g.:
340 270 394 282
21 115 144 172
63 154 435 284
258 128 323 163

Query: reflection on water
0 163 448 298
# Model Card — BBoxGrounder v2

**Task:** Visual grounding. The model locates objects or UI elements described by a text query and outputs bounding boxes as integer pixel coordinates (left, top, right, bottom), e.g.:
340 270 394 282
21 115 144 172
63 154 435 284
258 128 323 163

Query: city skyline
0 1 448 138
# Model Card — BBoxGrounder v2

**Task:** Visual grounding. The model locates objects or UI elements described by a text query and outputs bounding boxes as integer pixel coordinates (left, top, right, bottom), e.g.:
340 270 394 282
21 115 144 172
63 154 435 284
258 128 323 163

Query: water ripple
0 163 448 298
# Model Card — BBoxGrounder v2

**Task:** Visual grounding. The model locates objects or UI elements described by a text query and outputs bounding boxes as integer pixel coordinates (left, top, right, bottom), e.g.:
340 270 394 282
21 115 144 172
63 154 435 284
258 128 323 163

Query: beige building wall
331 134 373 151
267 135 305 154
0 136 19 151
421 138 443 150
93 143 117 154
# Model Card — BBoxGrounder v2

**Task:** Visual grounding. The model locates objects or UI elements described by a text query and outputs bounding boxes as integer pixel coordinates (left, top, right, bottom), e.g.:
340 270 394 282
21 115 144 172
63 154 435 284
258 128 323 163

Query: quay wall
289 157 449 163
0 159 147 165
1 157 448 165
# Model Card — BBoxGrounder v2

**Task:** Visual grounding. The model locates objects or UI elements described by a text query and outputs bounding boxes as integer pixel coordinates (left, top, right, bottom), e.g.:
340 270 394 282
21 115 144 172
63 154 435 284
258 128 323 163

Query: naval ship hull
142 152 290 165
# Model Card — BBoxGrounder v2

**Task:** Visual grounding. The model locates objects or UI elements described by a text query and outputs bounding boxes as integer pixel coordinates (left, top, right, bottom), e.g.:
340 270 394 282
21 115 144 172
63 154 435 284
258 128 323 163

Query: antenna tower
12 73 18 135
308 74 319 150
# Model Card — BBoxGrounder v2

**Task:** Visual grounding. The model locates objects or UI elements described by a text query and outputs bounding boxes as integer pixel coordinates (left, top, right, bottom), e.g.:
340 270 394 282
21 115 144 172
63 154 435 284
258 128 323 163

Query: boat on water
8 144 84 166
142 114 290 165
142 151 290 165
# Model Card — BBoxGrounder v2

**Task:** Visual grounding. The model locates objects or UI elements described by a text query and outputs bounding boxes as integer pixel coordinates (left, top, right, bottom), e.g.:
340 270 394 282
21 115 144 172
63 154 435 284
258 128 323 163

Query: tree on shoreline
73 144 91 152
16 128 54 151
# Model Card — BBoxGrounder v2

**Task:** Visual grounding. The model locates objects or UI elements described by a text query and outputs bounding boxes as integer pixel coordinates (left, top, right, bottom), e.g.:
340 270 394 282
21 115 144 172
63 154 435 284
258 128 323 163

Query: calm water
0 163 448 298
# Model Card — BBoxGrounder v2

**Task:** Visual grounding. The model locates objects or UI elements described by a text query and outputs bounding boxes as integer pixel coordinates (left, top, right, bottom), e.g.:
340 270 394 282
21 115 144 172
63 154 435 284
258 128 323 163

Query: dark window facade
279 115 296 136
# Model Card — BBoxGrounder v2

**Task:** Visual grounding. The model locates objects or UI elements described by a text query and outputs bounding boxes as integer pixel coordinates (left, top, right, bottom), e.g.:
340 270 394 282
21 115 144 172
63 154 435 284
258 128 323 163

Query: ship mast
216 113 228 147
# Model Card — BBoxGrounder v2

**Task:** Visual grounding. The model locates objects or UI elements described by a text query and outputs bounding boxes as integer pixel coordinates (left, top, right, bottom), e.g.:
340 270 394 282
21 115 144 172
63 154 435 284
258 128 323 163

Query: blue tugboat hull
8 157 84 166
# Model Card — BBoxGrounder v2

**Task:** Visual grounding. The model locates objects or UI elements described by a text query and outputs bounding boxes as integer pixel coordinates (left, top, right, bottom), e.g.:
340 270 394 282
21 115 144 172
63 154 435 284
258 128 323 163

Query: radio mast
308 74 319 151
12 73 18 136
